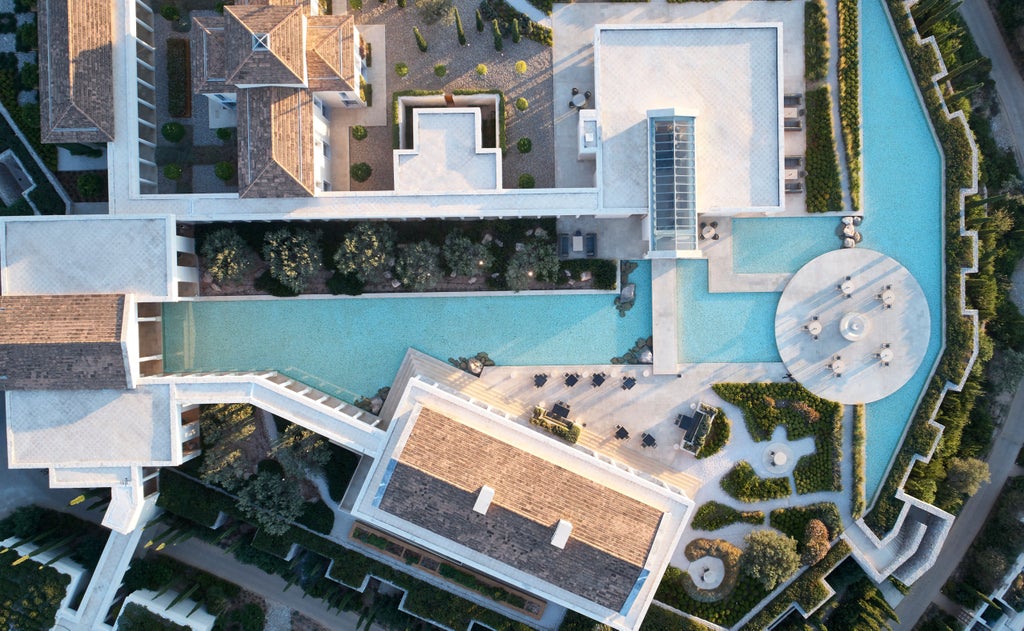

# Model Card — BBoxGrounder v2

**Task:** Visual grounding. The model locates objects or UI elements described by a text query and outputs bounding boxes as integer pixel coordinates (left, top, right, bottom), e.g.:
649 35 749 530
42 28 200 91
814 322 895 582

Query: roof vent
252 33 270 51
551 520 573 549
473 486 494 515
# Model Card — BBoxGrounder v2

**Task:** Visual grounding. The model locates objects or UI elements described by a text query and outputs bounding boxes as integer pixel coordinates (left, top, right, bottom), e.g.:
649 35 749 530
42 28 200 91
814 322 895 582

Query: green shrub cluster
804 86 843 212
350 162 372 182
122 554 245 618
0 13 15 34
14 21 34 52
714 382 843 494
950 476 1024 600
558 258 617 289
696 409 730 459
162 121 185 142
0 505 111 571
852 404 866 519
740 540 852 630
117 603 191 631
0 555 71 631
478 0 553 46
769 502 842 552
720 461 791 502
691 501 763 530
804 0 829 82
656 563 770 627
438 563 527 608
530 408 581 443
200 227 254 283
837 0 861 210
76 172 104 200
638 605 716 631
166 38 190 118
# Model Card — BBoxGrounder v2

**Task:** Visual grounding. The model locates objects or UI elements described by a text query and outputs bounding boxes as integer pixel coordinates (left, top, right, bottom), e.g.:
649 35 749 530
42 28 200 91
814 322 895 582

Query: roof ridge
309 22 343 78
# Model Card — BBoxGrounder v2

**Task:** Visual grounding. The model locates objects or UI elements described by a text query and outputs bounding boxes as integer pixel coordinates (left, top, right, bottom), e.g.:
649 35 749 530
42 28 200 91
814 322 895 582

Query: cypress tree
492 19 503 51
455 7 467 45
475 8 484 32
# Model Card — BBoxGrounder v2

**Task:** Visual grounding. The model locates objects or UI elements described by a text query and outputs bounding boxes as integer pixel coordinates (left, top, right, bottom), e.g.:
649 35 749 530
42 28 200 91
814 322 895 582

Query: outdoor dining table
615 426 629 440
622 376 637 390
641 433 656 448
534 374 547 387
565 374 579 387
701 224 717 239
592 373 606 387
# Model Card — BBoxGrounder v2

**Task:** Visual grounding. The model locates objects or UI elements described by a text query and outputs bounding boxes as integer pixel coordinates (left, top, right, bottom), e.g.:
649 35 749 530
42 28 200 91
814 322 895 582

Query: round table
880 348 895 363
840 280 855 295
830 359 846 374
807 321 823 336
701 225 717 239
881 289 896 306
571 94 586 108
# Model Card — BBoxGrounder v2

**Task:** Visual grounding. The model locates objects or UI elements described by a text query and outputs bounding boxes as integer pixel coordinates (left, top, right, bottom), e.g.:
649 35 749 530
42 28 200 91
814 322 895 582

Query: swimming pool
163 262 654 403
731 217 839 273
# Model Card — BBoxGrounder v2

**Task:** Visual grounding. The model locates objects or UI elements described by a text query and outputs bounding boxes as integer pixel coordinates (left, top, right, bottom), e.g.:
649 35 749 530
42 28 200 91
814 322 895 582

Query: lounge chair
558 234 570 257
585 233 596 257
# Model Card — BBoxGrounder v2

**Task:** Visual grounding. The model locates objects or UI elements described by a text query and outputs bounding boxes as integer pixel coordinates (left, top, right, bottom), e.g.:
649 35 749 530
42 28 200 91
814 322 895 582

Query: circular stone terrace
775 248 930 404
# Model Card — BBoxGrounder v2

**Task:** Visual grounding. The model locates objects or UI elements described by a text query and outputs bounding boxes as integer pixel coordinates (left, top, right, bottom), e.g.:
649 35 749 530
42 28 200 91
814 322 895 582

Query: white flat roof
0 216 174 299
5 385 177 468
394 109 501 192
595 24 783 213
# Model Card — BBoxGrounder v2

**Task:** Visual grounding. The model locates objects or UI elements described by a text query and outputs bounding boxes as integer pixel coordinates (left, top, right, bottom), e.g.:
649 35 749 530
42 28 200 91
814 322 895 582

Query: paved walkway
892 379 1024 629
960 1 1024 178
159 538 389 631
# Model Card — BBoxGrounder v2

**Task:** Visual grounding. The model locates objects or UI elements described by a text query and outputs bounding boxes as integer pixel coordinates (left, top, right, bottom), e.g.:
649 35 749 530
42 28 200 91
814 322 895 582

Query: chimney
473 486 495 515
551 520 573 549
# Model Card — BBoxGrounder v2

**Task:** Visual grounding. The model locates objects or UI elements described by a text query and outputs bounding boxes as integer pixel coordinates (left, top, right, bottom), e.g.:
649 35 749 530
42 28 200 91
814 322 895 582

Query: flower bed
713 382 843 494
720 461 791 502
691 501 764 531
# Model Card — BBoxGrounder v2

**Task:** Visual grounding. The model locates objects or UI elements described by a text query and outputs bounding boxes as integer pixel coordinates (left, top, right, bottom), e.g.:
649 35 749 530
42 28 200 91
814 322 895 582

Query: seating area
675 403 715 454
557 230 597 258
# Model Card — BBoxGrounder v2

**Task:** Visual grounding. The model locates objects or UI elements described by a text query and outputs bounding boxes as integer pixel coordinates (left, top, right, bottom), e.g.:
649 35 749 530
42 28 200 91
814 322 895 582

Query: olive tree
442 232 494 276
740 529 800 590
505 240 560 292
262 228 322 294
945 457 991 496
801 518 830 566
274 423 331 478
396 241 442 291
201 228 254 283
236 470 305 536
333 222 396 284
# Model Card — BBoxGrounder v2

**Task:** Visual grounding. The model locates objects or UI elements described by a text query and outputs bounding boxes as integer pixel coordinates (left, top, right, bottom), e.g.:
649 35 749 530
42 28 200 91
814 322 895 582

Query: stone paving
349 0 555 190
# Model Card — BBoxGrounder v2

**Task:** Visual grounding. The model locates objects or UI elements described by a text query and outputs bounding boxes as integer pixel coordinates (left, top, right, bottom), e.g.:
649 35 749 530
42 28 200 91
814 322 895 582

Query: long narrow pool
164 0 944 501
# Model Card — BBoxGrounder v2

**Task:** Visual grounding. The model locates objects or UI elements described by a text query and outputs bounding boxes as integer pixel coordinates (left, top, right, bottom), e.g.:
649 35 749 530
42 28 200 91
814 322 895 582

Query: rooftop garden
194 219 617 296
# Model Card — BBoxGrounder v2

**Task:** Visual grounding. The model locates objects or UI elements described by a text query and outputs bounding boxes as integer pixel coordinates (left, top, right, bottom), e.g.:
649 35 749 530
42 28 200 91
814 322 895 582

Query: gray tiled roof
237 87 315 198
378 408 662 610
37 0 114 143
0 294 129 391
224 5 306 86
192 16 228 94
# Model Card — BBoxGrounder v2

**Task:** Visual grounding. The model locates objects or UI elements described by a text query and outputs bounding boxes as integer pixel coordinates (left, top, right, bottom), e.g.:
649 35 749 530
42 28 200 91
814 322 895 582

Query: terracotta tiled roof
224 5 306 86
0 294 129 390
37 0 114 143
237 87 315 198
378 408 663 610
306 15 356 92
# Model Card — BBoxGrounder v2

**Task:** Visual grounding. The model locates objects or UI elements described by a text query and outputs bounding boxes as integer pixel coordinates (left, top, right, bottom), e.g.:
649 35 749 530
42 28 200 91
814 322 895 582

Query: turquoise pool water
732 217 838 273
163 262 653 402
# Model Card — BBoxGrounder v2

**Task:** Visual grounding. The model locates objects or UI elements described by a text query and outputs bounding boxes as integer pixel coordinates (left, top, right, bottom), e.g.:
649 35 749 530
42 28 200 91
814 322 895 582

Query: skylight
252 33 270 52
649 114 697 252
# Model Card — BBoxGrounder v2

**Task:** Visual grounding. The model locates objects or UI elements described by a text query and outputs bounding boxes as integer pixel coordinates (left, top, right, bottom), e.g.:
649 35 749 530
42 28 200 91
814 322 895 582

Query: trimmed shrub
14 22 35 52
395 62 409 77
512 18 521 43
515 97 528 111
434 63 447 77
166 38 190 118
852 403 866 519
162 122 186 142
0 14 14 35
517 137 532 154
475 63 488 76
334 222 396 284
515 60 527 74
720 461 791 502
163 163 183 180
18 62 37 90
201 228 254 283
414 27 428 52
160 4 181 21
518 173 534 188
691 501 763 531
350 162 372 182
476 8 485 32
492 19 503 51
506 240 558 290
395 240 442 291
76 173 103 200
455 7 467 45
351 125 368 140
443 231 494 276
216 127 232 141
214 161 235 181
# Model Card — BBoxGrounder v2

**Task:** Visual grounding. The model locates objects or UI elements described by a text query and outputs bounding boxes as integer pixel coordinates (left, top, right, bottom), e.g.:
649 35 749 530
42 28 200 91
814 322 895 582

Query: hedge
720 461 791 502
157 469 235 527
391 89 444 149
638 606 716 631
0 556 71 631
837 0 861 210
714 382 843 494
454 89 507 153
116 603 191 631
852 404 866 519
804 86 843 212
740 539 852 630
864 0 981 537
804 0 829 82
691 501 764 530
166 39 191 118
296 499 335 534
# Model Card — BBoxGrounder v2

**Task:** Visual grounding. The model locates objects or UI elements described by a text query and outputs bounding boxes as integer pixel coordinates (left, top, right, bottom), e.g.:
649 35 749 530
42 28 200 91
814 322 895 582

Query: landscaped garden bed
804 86 843 212
720 461 791 502
194 219 617 296
713 382 843 494
691 501 764 531
837 0 861 210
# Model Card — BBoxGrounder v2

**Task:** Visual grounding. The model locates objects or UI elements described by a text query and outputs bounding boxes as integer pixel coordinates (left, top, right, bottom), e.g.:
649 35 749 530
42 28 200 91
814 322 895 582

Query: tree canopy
740 529 800 590
333 222 396 284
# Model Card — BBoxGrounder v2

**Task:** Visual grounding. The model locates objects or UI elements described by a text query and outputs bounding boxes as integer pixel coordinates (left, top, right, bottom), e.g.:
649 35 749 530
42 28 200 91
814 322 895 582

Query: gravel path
350 0 555 189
